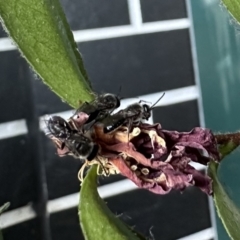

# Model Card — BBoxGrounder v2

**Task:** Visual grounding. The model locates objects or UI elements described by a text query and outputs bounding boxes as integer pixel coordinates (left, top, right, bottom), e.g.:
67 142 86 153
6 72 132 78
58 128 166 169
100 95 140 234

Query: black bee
46 116 75 139
45 116 98 161
75 93 121 125
63 134 99 161
103 93 165 133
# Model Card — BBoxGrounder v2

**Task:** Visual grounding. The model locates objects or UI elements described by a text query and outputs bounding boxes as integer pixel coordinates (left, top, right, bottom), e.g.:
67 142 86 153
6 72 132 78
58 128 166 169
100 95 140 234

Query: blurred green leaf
222 0 240 25
0 0 93 108
208 161 240 240
0 202 10 240
0 203 10 215
0 229 3 240
79 166 144 240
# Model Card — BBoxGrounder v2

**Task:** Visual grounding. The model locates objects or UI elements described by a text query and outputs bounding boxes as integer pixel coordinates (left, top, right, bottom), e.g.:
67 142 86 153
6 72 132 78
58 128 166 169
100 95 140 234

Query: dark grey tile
42 133 82 200
0 23 7 38
140 0 187 22
50 208 84 240
60 0 129 30
32 76 72 116
0 51 29 123
0 136 37 210
2 219 41 240
106 188 211 240
153 100 200 132
78 29 194 97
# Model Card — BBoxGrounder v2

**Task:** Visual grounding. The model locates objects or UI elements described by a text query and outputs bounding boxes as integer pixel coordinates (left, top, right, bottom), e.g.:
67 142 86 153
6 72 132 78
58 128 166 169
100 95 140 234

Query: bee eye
106 95 114 102
143 105 149 112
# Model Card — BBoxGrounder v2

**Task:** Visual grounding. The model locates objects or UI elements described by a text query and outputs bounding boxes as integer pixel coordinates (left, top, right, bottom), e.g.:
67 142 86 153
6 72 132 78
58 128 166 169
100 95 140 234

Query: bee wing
102 112 126 133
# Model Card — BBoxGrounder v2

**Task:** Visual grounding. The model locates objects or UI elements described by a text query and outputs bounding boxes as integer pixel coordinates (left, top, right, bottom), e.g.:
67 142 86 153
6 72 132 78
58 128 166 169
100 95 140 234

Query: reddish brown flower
93 122 219 195
47 111 220 195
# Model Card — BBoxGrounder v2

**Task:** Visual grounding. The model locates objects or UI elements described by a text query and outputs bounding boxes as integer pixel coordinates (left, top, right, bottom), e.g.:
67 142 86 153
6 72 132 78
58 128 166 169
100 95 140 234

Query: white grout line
0 179 137 229
177 227 214 240
141 19 189 34
39 86 198 130
127 0 143 29
0 119 27 140
0 37 15 51
73 19 190 42
185 1 218 240
118 85 199 110
0 205 36 229
47 179 138 214
0 19 190 52
0 86 199 140
39 85 199 131
0 161 206 229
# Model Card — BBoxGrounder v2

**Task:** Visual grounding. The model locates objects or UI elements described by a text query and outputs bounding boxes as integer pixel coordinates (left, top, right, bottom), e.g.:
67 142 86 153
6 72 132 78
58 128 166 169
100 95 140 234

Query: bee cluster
45 93 163 181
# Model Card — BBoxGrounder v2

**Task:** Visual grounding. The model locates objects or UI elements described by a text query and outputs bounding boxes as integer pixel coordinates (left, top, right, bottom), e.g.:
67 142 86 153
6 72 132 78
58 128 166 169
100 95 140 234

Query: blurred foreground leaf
79 166 144 240
0 202 10 240
222 0 240 25
208 161 240 240
0 228 2 240
0 0 93 107
0 203 10 215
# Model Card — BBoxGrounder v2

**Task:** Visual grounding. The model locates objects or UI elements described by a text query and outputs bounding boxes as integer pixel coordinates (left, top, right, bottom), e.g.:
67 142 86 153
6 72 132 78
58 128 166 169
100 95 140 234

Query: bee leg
127 118 133 144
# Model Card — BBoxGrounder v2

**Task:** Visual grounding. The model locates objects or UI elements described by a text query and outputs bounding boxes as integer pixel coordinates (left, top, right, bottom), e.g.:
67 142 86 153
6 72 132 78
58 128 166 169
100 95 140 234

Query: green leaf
208 161 240 240
0 202 10 215
0 229 3 240
0 0 93 108
0 202 10 240
79 166 144 240
218 141 238 159
222 0 240 25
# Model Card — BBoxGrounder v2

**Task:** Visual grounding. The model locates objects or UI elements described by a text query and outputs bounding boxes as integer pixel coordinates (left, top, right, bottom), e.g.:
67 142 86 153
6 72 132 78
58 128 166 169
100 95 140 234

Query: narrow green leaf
0 202 10 240
0 0 93 108
79 166 144 240
0 202 10 215
208 161 240 240
222 0 240 25
0 229 3 240
218 141 238 159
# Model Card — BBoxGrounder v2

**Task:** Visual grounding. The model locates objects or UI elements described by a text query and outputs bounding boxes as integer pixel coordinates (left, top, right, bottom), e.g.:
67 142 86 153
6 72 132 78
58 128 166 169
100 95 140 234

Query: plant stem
215 132 240 144
215 132 240 159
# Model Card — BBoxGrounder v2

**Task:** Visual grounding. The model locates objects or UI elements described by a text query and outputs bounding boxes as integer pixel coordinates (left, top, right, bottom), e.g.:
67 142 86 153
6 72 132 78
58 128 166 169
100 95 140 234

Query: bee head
102 93 120 109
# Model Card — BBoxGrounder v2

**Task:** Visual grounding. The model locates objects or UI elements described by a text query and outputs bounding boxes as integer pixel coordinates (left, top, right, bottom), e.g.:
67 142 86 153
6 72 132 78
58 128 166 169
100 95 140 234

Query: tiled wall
0 1 215 240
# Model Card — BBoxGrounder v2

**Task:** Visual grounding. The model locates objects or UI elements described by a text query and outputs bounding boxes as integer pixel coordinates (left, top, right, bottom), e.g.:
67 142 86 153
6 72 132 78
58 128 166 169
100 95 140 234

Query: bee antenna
150 92 165 109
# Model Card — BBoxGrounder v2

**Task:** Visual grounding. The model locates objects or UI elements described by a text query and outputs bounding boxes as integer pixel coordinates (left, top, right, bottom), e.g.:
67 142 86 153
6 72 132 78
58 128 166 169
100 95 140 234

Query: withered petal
110 157 172 194
162 127 220 161
99 141 167 169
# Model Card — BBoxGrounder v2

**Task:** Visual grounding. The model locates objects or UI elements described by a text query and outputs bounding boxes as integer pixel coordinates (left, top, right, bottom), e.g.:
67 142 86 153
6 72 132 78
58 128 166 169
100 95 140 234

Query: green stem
215 132 240 144
215 133 240 159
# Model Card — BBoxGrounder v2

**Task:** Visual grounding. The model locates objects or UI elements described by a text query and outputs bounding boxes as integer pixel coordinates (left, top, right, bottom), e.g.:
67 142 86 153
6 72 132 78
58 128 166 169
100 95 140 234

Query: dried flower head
53 110 218 195
46 108 220 195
